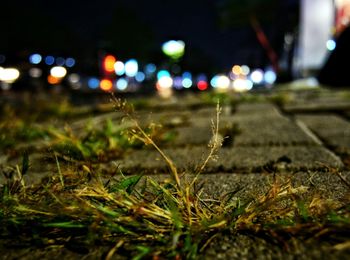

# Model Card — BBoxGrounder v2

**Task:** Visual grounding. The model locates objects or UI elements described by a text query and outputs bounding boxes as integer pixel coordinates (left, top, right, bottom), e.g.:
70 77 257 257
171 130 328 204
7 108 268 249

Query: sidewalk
1 88 350 259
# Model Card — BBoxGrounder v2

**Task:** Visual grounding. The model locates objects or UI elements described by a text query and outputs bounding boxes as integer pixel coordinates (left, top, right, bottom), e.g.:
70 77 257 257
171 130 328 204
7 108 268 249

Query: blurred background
0 0 349 97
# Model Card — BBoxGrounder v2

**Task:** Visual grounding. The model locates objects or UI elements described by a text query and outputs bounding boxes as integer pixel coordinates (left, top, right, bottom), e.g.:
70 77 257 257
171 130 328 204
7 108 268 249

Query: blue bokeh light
125 59 138 77
45 56 55 66
173 76 183 89
65 58 76 67
88 77 100 89
182 71 192 79
145 63 156 74
135 72 145 82
182 78 192 88
116 78 128 91
29 54 42 64
326 39 336 51
56 57 65 66
157 70 171 80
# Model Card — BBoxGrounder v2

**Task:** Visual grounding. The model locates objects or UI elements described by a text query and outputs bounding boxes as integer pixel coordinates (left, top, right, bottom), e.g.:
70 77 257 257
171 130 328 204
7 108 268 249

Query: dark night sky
2 0 299 71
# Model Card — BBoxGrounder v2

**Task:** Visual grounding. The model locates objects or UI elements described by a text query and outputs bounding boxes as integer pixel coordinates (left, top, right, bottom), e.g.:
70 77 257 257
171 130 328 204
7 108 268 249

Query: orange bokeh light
47 75 61 85
103 55 116 73
232 65 242 75
100 79 113 91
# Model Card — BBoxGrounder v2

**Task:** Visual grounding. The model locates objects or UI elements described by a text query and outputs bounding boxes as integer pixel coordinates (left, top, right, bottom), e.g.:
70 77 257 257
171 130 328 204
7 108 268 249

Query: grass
1 95 350 258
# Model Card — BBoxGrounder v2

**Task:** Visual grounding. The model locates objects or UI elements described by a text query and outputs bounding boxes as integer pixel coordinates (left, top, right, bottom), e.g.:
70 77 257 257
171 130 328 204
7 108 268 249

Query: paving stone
228 103 318 146
152 172 350 200
296 114 350 154
108 145 343 174
232 115 317 146
171 114 237 146
284 99 350 113
235 103 279 115
165 104 318 147
198 171 350 260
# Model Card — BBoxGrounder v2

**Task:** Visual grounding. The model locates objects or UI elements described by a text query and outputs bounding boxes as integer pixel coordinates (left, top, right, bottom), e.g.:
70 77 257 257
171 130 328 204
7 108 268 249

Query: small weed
1 96 350 259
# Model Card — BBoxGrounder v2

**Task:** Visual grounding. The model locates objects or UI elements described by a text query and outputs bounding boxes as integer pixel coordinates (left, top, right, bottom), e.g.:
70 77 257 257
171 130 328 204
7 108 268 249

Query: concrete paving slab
232 115 318 146
163 103 318 147
284 100 350 113
108 145 343 174
296 114 350 153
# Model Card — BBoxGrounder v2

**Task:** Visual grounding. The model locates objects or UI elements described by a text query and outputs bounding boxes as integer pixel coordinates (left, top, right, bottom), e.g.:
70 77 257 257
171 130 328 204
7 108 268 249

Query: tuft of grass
1 96 350 258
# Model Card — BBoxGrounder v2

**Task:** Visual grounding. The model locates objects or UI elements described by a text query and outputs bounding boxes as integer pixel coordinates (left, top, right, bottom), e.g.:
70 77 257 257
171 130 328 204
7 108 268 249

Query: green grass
1 96 350 258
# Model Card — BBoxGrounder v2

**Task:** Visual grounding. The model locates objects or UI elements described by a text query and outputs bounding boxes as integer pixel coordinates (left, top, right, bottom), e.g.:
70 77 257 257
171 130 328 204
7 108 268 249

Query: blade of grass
54 152 64 188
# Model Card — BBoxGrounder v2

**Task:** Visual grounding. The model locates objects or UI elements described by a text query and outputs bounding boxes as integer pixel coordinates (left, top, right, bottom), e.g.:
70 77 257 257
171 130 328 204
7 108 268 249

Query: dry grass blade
2 96 350 259
111 93 182 191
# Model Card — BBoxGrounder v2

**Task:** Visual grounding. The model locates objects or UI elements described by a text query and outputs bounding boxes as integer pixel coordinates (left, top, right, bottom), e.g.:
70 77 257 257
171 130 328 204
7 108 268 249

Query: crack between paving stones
274 105 344 169
294 119 345 169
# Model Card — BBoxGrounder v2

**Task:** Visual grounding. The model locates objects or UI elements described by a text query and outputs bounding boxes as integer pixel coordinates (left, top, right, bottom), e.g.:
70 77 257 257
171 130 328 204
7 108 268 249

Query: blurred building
294 0 350 77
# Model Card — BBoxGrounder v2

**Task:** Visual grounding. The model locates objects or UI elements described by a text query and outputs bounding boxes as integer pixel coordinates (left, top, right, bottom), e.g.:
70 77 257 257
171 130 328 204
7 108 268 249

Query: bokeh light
50 66 67 78
68 73 80 84
182 78 192 88
135 72 145 82
145 63 156 75
100 78 113 91
116 78 128 91
210 75 230 89
232 65 242 75
69 74 82 89
47 75 61 85
0 68 20 83
103 55 116 73
241 65 250 76
250 69 264 84
182 71 192 79
125 59 138 77
264 70 277 85
157 76 173 89
162 40 185 60
114 61 125 76
326 39 336 51
65 58 76 67
56 57 65 66
197 80 208 91
157 70 171 80
233 78 253 92
45 56 55 66
29 68 42 78
197 74 207 82
29 54 42 64
173 76 183 89
88 77 100 89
